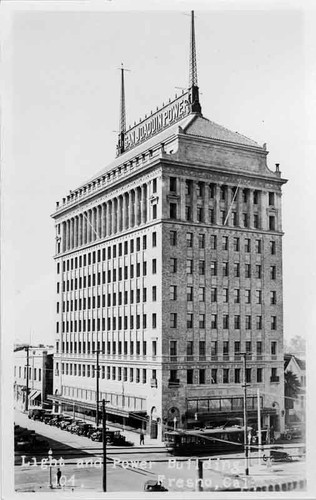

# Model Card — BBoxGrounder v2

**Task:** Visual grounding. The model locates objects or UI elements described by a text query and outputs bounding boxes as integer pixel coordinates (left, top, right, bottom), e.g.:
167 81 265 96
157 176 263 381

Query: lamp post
241 352 250 476
48 449 53 489
102 399 110 492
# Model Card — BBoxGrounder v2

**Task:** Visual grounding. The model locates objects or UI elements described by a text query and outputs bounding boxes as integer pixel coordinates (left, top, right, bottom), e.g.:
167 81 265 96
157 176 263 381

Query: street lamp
48 449 53 489
102 399 110 492
173 417 177 431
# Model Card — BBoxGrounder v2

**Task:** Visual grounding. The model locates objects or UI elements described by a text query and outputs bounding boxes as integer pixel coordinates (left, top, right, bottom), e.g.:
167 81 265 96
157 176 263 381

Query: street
15 411 306 493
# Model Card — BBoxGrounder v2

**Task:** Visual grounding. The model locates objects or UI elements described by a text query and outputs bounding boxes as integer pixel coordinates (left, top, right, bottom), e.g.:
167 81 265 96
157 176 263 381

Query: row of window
57 339 156 356
170 313 277 330
171 286 277 304
171 231 276 255
170 204 276 230
171 366 279 385
14 366 42 381
171 340 278 357
169 177 276 206
61 386 146 411
58 362 154 384
57 259 157 293
57 311 278 334
170 259 277 279
57 233 157 274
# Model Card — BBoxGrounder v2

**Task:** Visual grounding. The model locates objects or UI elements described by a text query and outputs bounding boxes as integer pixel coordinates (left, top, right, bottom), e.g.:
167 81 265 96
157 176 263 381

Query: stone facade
51 111 287 438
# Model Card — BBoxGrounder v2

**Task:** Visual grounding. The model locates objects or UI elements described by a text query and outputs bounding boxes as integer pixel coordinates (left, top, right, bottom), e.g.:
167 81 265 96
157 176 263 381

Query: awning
29 390 41 401
47 394 146 418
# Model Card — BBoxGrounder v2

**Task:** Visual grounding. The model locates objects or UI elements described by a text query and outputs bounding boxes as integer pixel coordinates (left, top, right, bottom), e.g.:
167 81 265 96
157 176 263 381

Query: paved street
15 411 306 493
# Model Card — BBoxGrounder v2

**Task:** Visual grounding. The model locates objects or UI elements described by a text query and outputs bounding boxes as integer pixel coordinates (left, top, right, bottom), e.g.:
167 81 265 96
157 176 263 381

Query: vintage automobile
143 480 168 492
28 409 46 421
58 417 73 430
49 415 64 426
76 423 96 437
270 448 294 462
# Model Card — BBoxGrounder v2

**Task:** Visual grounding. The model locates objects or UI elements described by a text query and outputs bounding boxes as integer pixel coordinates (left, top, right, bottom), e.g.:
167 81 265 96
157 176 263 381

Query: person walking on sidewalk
140 432 145 445
56 468 62 487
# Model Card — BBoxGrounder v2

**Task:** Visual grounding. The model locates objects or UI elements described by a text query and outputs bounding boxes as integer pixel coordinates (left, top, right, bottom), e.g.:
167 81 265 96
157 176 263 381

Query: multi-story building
14 344 54 411
50 12 287 439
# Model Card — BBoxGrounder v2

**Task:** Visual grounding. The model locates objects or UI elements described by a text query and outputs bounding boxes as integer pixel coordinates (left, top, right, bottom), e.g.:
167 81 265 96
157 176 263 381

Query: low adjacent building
14 344 54 411
284 354 306 425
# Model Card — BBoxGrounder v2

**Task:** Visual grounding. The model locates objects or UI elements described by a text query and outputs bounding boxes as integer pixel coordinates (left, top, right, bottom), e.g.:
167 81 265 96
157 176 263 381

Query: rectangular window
245 238 251 252
185 206 191 221
187 286 193 301
257 368 263 383
223 369 229 384
186 259 193 274
199 260 205 275
211 369 217 384
199 287 205 302
170 285 177 300
210 234 217 249
170 340 177 357
187 313 193 328
185 180 191 195
234 289 240 303
199 314 205 329
245 289 251 303
271 341 277 356
255 239 262 253
171 258 177 273
170 313 177 328
211 287 217 302
152 259 157 274
186 232 193 247
233 237 240 251
199 341 206 359
270 240 276 255
234 315 240 329
152 314 157 328
271 316 277 330
245 264 251 278
223 288 229 302
220 210 226 225
170 203 177 219
255 265 262 279
211 314 217 329
234 341 240 356
270 266 276 280
223 315 229 329
209 208 215 223
222 236 228 250
256 341 262 356
170 230 177 246
170 176 177 192
187 369 193 385
152 204 157 219
186 341 193 360
269 192 275 206
254 214 259 228
232 211 237 226
256 315 262 330
197 207 203 222
269 216 275 230
152 232 157 247
270 291 277 304
199 369 205 384
152 286 157 301
245 315 251 329
223 341 229 356
235 368 241 383
199 233 205 249
211 261 217 276
234 263 240 277
246 368 252 383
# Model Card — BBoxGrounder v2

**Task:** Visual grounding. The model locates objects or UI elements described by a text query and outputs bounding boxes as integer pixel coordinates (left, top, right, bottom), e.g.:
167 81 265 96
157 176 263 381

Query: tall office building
50 12 287 439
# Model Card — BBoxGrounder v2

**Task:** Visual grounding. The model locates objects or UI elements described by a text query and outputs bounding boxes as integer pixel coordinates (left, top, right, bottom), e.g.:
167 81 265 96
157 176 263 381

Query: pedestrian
56 468 62 487
140 432 145 445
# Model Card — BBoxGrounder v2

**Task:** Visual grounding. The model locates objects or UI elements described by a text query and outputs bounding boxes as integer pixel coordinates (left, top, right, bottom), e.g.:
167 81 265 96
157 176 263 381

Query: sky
1 0 316 350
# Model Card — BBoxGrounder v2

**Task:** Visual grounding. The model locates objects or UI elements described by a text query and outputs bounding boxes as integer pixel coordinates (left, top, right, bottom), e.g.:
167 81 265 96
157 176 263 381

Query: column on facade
248 188 254 229
96 205 101 239
107 201 112 235
112 198 117 234
62 222 66 252
134 188 139 226
101 203 105 238
191 181 198 223
203 181 209 224
214 184 220 225
77 214 82 247
122 193 127 230
82 212 86 245
146 182 151 222
86 210 91 243
260 191 268 231
129 190 134 228
74 216 78 248
236 186 243 227
225 186 232 226
141 184 147 224
66 220 71 250
179 178 186 221
118 196 122 233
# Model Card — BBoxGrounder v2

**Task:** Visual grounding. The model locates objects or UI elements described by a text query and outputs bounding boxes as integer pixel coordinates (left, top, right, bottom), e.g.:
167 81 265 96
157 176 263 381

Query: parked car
76 423 96 437
28 409 46 421
68 420 84 434
144 480 168 492
283 425 303 441
42 412 60 424
49 415 64 426
58 417 73 430
270 448 294 462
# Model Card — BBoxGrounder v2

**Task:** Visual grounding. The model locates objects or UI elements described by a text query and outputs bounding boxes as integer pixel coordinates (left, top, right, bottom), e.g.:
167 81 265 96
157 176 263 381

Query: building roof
284 354 306 371
184 115 260 148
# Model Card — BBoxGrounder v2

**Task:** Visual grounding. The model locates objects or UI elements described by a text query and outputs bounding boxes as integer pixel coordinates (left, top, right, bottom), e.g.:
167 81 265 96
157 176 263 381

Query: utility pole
242 352 250 476
25 346 30 412
94 348 100 427
102 399 110 492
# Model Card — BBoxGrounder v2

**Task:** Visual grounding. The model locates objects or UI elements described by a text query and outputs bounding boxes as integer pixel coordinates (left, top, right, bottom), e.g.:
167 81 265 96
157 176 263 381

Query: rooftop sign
123 91 191 153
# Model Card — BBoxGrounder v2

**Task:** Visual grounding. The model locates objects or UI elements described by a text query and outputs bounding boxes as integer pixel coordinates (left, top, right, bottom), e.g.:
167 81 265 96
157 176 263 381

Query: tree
284 335 306 358
284 370 301 409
